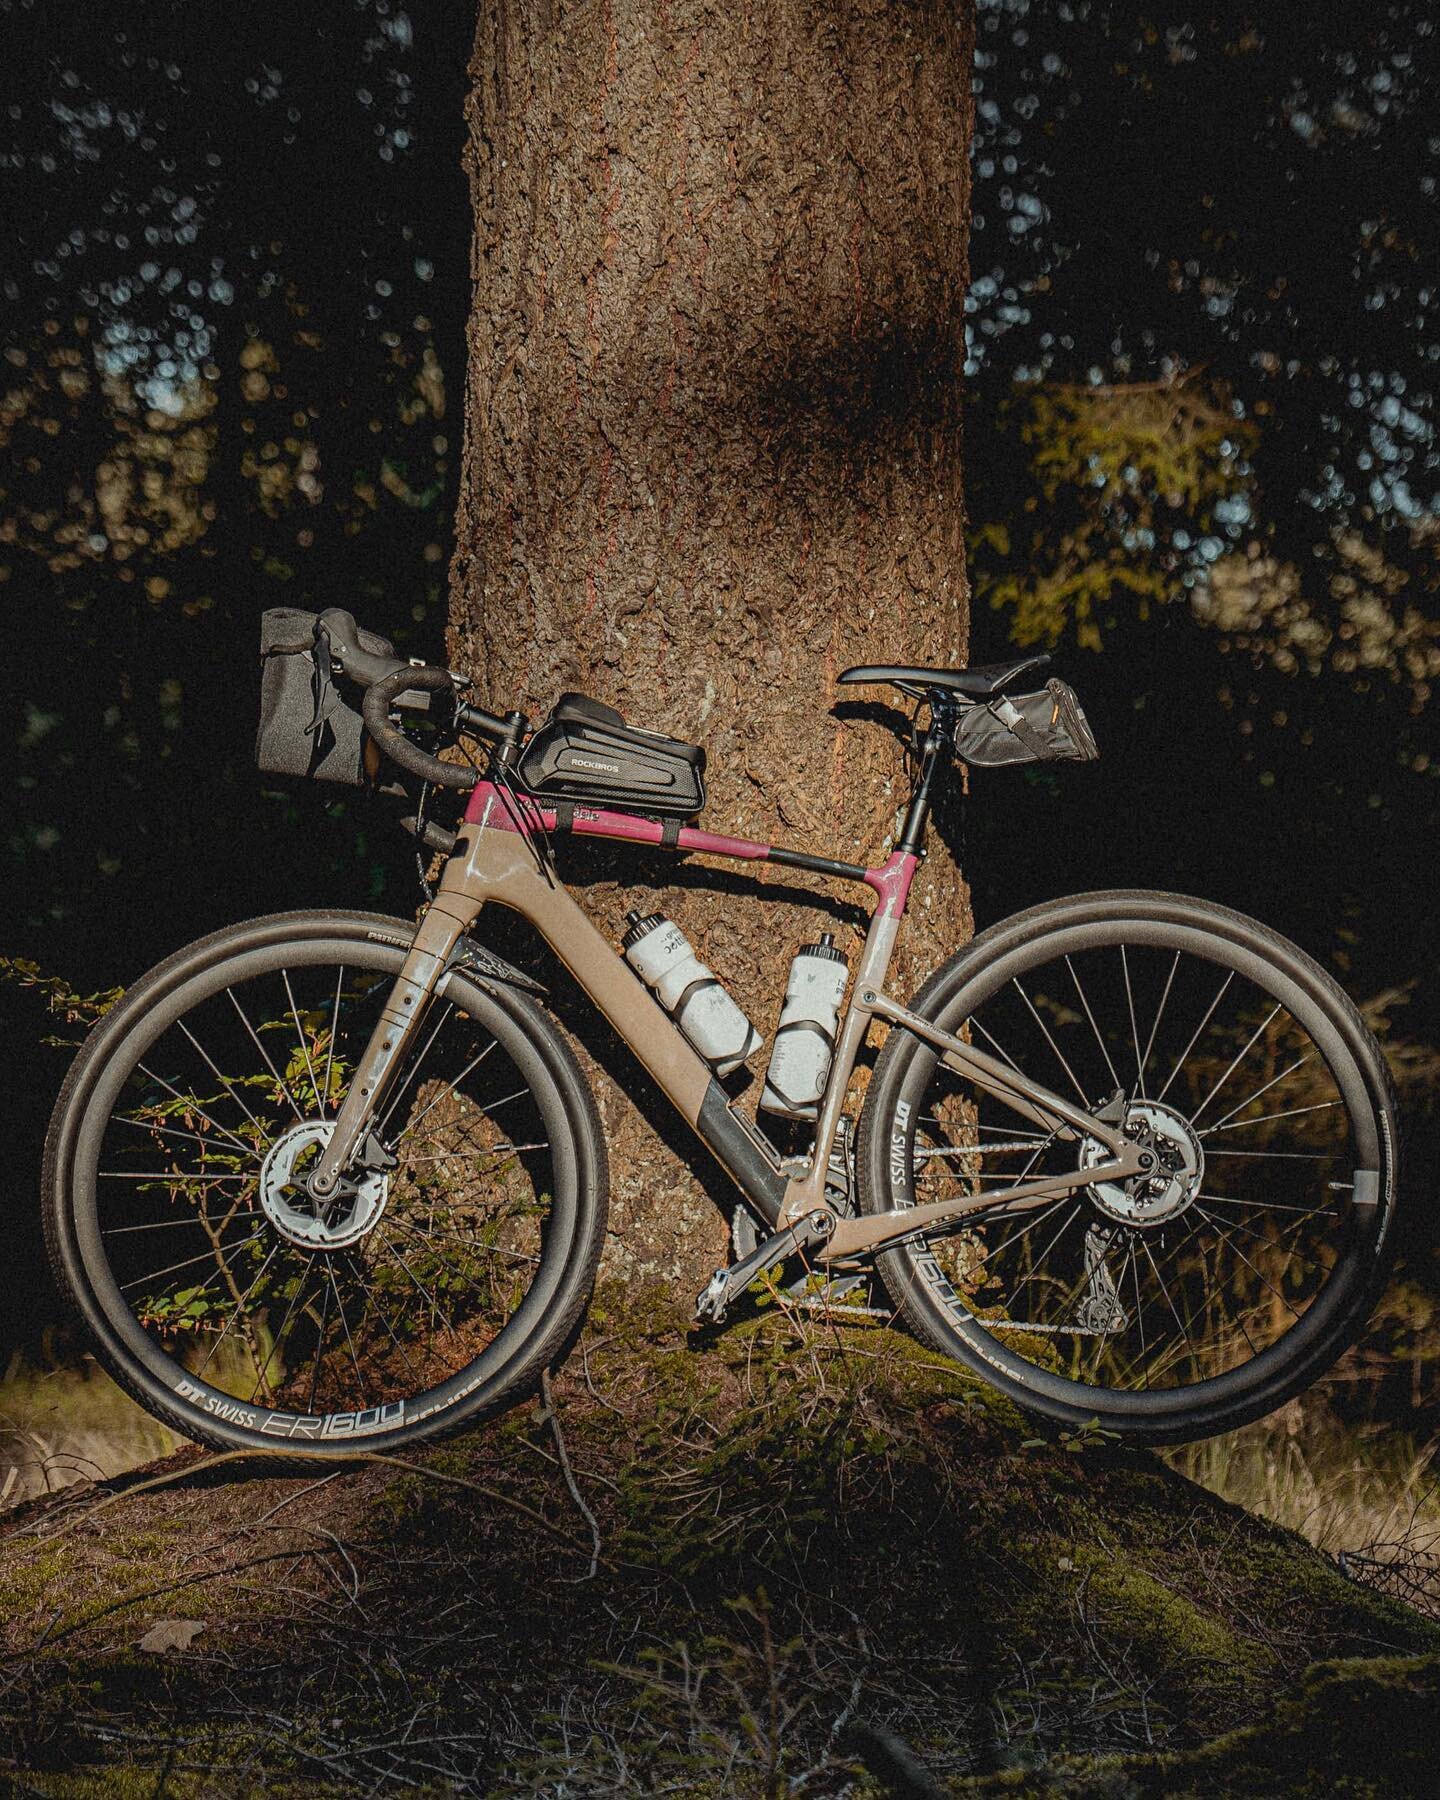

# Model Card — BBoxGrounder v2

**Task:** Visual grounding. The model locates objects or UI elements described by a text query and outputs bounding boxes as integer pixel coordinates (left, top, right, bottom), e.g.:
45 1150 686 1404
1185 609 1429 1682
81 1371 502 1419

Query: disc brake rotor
259 1120 389 1251
1082 1099 1204 1227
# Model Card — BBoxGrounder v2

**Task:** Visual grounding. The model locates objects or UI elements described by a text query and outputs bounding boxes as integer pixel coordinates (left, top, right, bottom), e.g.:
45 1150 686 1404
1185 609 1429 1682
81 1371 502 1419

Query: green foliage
1024 1417 1122 1455
0 957 123 1046
972 376 1253 653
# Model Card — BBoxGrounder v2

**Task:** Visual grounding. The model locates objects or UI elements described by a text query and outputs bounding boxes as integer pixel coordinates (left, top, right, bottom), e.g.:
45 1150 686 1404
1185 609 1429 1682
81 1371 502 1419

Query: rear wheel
44 911 608 1455
856 891 1398 1442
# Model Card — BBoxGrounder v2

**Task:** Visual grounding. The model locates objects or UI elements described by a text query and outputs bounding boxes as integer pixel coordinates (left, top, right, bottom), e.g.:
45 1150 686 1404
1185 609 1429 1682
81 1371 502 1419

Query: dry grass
0 1349 184 1507
1165 1397 1440 1625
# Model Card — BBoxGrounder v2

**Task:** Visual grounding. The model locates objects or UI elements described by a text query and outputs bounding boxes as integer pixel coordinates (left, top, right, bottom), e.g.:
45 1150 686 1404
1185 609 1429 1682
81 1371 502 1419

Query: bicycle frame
309 764 1148 1264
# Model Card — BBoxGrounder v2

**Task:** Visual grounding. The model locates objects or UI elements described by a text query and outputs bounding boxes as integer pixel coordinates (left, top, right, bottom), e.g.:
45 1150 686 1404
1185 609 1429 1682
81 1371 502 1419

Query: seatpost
896 698 955 855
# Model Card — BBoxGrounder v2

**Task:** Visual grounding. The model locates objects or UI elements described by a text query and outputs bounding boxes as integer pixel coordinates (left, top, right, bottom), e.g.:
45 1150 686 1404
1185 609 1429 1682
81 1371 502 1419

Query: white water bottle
760 933 849 1119
622 911 763 1076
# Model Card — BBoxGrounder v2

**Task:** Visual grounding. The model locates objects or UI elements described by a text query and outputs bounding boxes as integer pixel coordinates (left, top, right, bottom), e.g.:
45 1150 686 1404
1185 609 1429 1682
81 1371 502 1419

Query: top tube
460 782 919 916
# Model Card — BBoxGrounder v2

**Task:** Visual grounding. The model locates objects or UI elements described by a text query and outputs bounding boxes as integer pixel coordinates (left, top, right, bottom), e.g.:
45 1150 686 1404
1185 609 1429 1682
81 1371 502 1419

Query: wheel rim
886 916 1387 1408
69 936 578 1439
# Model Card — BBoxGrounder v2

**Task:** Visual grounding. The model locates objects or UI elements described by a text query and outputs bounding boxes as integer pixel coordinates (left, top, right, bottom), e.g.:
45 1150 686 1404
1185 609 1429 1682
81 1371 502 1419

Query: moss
953 1654 1440 1798
2 1297 1436 1793
0 1545 66 1614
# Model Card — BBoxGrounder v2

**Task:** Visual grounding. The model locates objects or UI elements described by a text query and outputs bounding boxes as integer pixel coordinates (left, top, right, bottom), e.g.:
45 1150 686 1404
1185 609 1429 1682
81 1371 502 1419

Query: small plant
1024 1416 1122 1454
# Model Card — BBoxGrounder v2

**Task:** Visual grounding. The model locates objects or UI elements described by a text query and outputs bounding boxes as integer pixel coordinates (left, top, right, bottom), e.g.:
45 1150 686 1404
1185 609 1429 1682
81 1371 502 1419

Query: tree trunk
452 0 976 1289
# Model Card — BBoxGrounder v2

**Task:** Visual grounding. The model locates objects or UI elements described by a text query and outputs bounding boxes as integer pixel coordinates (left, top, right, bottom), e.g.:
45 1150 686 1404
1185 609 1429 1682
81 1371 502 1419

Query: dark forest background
3 0 1437 1451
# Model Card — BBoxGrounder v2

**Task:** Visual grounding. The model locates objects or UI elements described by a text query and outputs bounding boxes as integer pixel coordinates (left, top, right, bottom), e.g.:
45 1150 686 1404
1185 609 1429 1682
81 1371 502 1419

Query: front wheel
44 911 608 1456
857 891 1398 1443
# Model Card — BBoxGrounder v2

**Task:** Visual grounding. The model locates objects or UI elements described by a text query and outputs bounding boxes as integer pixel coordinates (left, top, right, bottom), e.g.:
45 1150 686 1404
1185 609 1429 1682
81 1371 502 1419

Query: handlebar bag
954 678 1099 768
517 693 707 818
257 608 395 786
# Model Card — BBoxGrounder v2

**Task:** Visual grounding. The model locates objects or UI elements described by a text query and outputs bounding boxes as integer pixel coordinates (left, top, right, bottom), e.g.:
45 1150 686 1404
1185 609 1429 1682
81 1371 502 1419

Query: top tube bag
517 693 707 818
256 607 392 786
954 678 1099 768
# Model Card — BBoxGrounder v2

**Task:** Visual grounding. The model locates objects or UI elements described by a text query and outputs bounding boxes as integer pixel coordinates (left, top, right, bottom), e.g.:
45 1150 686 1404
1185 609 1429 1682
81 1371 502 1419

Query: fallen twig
541 1368 602 1581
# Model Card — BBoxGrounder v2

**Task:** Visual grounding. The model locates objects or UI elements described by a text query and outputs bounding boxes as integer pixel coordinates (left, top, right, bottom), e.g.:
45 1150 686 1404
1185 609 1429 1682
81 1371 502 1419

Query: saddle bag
955 678 1099 768
256 607 393 786
517 693 707 818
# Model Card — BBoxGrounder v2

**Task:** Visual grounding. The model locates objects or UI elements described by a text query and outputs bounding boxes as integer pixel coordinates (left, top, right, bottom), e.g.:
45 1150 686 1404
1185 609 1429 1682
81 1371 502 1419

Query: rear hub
1082 1099 1204 1227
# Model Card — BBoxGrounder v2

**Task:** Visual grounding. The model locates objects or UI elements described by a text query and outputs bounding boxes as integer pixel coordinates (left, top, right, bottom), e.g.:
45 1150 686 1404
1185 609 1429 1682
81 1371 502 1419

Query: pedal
695 1211 834 1323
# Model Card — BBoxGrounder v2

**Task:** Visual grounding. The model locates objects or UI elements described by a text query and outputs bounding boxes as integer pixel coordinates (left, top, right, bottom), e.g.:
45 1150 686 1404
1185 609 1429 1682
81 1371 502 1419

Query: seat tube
779 849 918 1222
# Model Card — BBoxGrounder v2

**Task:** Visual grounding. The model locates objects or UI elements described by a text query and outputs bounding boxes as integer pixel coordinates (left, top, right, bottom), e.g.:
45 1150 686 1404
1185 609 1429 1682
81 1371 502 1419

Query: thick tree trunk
452 0 975 1289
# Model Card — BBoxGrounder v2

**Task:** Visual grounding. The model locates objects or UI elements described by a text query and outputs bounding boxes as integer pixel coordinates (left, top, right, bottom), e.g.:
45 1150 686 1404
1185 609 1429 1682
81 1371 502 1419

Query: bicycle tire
44 910 608 1457
856 890 1398 1443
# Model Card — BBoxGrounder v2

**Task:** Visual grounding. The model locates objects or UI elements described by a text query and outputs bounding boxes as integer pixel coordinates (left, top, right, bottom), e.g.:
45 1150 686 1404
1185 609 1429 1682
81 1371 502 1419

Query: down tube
436 820 791 1225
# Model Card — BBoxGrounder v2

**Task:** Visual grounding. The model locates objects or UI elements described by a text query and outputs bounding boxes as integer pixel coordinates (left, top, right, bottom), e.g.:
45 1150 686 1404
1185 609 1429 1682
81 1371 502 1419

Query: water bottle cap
799 931 847 964
621 909 666 950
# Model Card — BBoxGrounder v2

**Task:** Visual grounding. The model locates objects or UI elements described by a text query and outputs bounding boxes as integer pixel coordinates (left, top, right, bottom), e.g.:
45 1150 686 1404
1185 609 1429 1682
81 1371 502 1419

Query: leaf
139 1619 206 1654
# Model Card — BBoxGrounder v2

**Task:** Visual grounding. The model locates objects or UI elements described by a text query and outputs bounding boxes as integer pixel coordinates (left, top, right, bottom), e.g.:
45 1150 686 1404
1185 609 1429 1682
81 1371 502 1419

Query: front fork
307 889 480 1200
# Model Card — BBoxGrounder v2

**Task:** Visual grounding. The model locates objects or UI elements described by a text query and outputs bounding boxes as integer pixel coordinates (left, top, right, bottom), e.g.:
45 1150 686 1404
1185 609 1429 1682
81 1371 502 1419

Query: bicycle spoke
1012 978 1088 1103
392 1043 500 1145
194 1242 283 1380
323 965 344 1115
306 1268 334 1415
1138 1232 1194 1356
177 1021 272 1141
1196 1200 1330 1271
1120 946 1146 1098
1190 1003 1283 1125
120 1232 266 1294
251 1263 317 1401
227 989 305 1124
342 1250 423 1389
114 1113 263 1161
374 1232 462 1339
1199 1191 1339 1220
387 1213 541 1268
104 1217 220 1236
1205 1147 1330 1162
1192 1206 1303 1323
325 1261 369 1406
282 968 323 1113
99 1170 255 1181
993 1202 1085 1319
1201 1099 1341 1136
1207 1051 1315 1136
1066 954 1120 1090
377 1000 456 1138
967 1017 1027 1076
135 1063 257 1159
1154 971 1233 1105
1138 951 1180 1097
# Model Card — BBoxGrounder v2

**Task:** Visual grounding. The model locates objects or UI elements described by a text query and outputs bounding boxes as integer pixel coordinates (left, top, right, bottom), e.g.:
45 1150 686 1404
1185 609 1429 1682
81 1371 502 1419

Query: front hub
1082 1099 1204 1227
259 1121 389 1251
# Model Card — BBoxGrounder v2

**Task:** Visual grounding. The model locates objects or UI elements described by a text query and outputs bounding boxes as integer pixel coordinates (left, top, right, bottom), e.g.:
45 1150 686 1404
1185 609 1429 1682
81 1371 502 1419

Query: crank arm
695 1210 835 1323
819 1153 1143 1262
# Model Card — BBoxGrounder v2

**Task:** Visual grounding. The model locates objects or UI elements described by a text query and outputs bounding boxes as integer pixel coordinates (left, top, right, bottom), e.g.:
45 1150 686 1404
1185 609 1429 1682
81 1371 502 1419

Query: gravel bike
44 610 1399 1453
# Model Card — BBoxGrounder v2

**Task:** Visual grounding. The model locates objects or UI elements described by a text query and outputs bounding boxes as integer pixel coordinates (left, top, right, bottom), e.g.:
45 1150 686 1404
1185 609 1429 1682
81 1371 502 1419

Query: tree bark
452 0 976 1289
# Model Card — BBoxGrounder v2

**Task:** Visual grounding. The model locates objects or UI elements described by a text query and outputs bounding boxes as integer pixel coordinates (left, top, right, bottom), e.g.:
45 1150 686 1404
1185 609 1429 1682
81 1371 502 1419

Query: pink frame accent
462 781 918 914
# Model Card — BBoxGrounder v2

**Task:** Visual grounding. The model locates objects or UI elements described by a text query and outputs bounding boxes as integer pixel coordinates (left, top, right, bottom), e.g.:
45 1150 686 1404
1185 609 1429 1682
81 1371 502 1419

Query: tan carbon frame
311 816 715 1196
311 810 1146 1262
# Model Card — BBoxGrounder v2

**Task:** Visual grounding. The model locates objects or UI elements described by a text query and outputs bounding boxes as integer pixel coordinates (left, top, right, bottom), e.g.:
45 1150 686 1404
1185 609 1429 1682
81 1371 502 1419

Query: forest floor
0 1290 1436 1798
